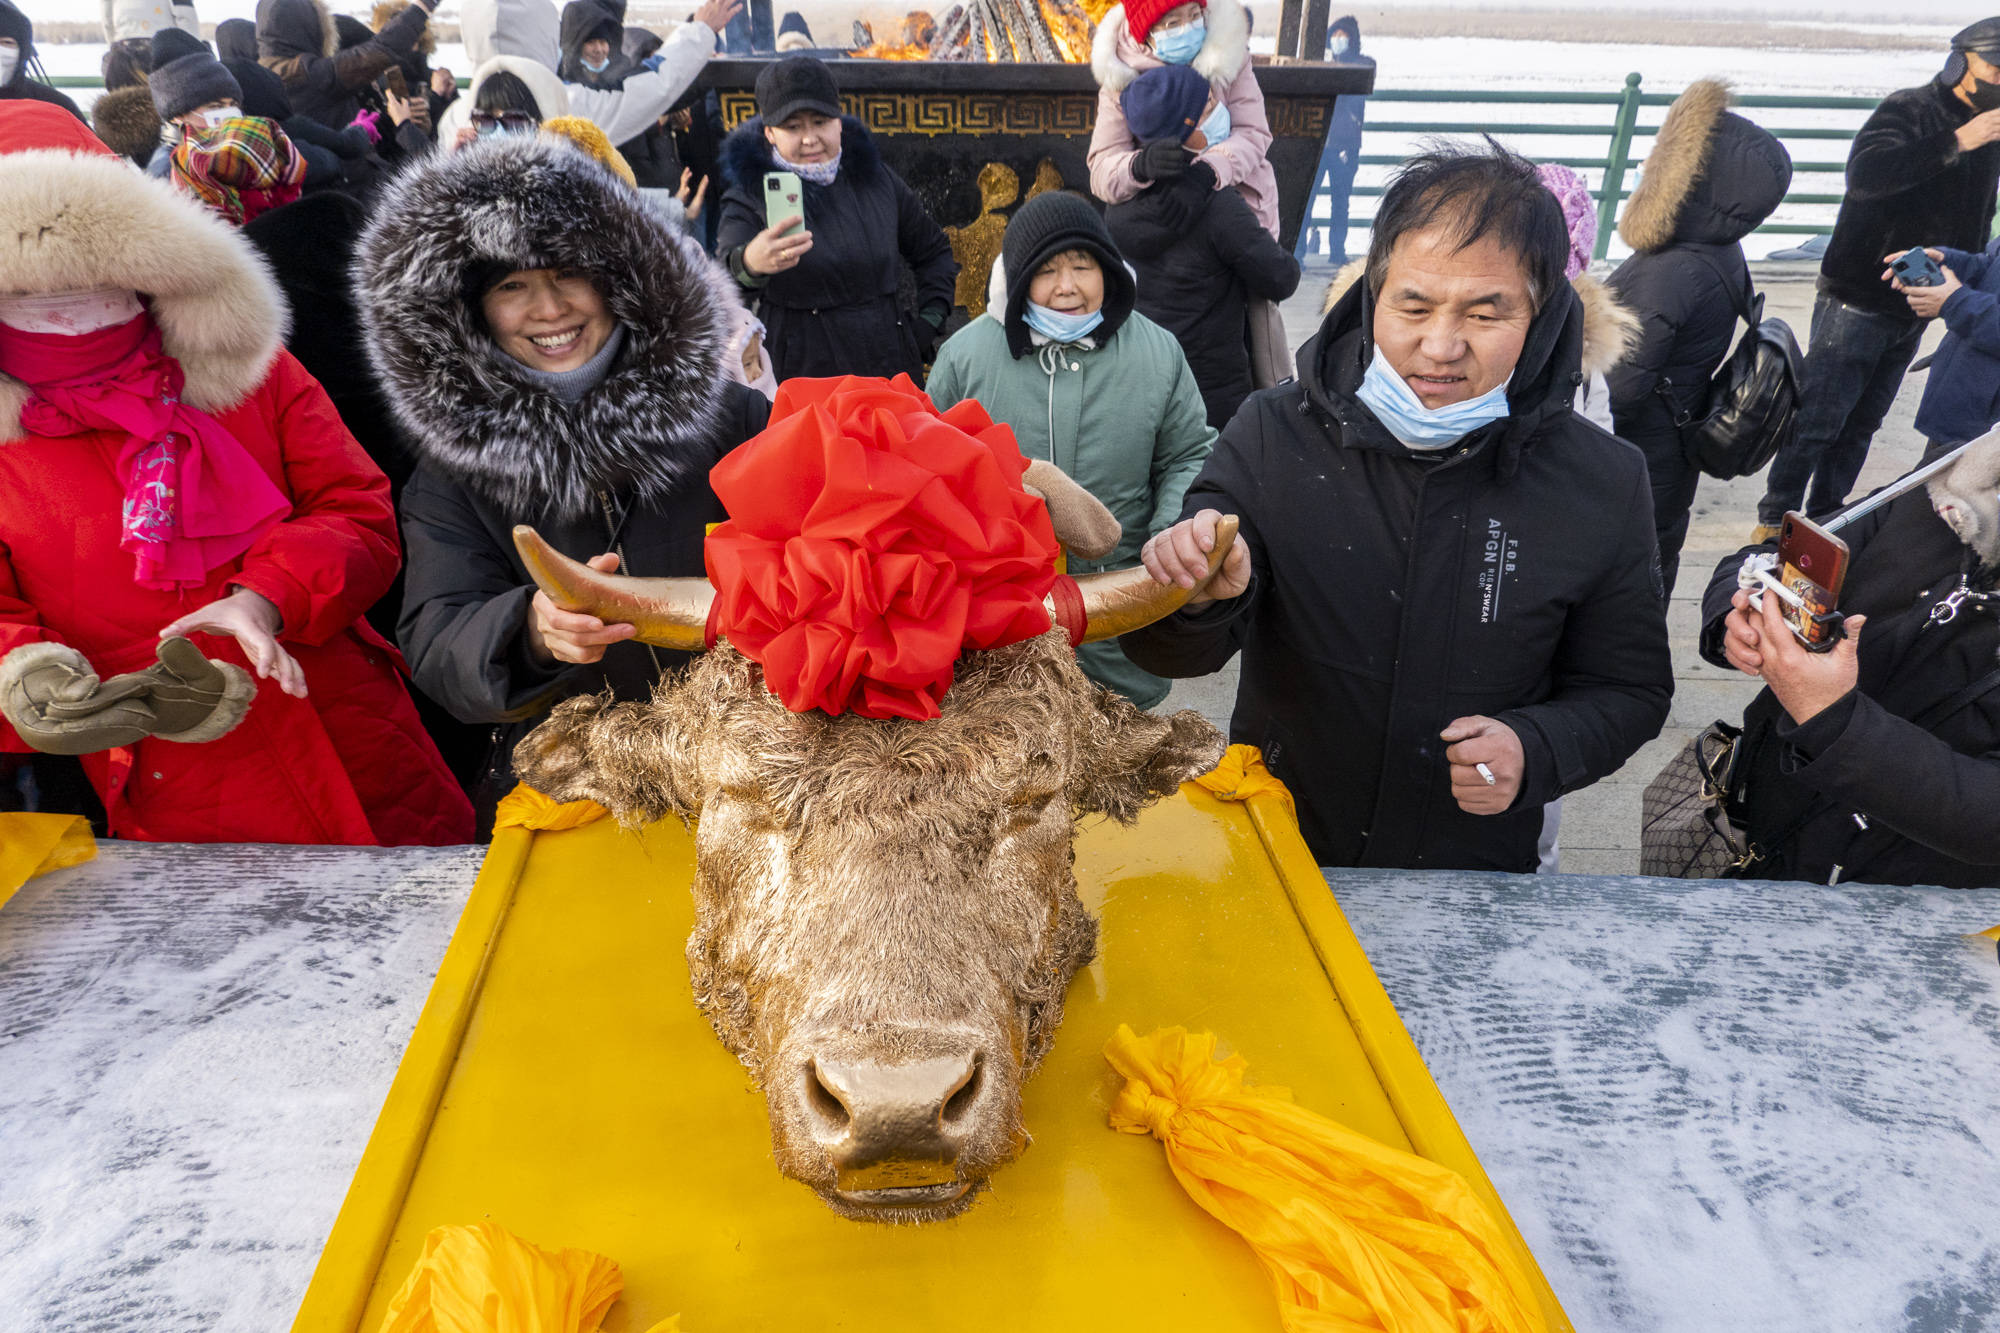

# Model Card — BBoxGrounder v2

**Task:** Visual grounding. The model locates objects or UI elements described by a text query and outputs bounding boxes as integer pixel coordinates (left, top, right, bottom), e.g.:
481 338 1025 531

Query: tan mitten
1022 459 1122 562
0 642 159 755
127 637 256 743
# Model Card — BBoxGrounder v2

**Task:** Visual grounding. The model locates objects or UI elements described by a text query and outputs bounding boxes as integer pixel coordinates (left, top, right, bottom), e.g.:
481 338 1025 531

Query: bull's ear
511 689 704 825
1068 692 1226 822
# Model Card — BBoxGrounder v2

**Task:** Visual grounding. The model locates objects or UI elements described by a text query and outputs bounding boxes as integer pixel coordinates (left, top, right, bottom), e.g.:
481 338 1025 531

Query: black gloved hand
1152 162 1217 232
1132 137 1190 183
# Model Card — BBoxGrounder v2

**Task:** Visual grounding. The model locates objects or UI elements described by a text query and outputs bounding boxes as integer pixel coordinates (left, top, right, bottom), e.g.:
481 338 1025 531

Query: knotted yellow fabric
1192 744 1296 820
1105 1026 1548 1333
0 813 94 910
494 783 610 832
377 1222 681 1332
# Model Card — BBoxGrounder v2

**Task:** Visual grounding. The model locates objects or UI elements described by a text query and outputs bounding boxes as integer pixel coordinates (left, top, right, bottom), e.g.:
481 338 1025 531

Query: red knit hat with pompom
1124 0 1205 44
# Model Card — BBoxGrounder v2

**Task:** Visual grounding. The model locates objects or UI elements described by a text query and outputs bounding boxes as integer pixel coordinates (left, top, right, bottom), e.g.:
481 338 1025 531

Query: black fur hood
718 114 883 195
355 134 738 522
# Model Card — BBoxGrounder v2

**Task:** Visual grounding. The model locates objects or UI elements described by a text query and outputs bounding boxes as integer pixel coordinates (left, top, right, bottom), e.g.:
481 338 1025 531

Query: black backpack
1656 255 1805 480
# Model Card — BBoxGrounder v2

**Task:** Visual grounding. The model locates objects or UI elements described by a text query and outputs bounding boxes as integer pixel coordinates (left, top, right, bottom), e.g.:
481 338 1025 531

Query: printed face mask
1024 301 1104 344
1151 20 1206 65
1197 100 1231 146
1353 345 1512 450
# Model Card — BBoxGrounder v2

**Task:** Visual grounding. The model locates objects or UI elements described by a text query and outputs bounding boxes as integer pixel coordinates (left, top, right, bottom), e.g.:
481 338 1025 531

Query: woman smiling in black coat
715 56 957 383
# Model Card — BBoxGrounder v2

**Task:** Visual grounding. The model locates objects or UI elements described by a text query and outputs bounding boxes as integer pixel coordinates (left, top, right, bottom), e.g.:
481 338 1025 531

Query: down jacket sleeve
396 467 573 725
1773 689 2000 865
1087 63 1275 208
270 0 431 99
895 173 958 319
1490 459 1674 808
1147 351 1218 536
0 536 56 754
563 21 716 148
225 352 402 648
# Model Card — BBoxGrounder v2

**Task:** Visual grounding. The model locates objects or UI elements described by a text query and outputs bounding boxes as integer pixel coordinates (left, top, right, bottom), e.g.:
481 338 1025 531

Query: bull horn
511 525 713 651
1073 514 1240 644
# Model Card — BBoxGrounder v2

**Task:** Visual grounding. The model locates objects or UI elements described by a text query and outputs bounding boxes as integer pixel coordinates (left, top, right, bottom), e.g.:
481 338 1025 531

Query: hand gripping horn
510 516 1242 650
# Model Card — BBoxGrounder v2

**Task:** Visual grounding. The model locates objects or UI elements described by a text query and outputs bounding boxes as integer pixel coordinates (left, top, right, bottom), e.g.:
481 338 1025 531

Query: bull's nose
807 1051 983 1193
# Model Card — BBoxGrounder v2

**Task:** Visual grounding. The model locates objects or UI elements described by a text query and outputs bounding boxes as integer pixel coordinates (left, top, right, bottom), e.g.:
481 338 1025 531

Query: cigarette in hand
1475 762 1496 786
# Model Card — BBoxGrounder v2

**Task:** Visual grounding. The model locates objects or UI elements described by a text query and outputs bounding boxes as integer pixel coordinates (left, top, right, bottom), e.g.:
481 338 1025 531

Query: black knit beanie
998 191 1135 359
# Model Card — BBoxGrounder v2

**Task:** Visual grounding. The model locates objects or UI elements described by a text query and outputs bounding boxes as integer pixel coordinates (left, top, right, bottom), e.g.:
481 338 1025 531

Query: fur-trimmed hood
718 113 883 194
467 53 572 120
1091 0 1248 95
1619 79 1791 253
355 133 740 522
0 141 286 443
256 0 339 61
88 83 162 165
1319 257 1638 381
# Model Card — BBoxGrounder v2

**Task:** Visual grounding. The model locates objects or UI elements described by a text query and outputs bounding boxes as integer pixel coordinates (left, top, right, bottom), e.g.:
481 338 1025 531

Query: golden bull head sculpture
507 510 1238 1221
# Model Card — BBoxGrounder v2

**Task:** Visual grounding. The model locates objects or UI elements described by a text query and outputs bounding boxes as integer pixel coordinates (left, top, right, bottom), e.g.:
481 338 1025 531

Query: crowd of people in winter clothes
2 0 1999 890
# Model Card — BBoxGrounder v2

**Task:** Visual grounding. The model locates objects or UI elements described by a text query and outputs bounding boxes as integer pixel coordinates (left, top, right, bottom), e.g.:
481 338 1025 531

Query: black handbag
1656 254 1805 481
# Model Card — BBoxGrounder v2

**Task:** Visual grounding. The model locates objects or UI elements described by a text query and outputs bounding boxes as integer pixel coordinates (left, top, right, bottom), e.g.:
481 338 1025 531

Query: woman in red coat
0 103 470 844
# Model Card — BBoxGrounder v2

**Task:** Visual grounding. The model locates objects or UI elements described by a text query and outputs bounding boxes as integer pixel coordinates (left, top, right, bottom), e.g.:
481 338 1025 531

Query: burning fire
853 0 1099 61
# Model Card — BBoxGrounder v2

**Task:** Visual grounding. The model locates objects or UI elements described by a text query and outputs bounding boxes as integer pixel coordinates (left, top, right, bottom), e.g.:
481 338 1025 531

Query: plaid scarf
170 116 307 227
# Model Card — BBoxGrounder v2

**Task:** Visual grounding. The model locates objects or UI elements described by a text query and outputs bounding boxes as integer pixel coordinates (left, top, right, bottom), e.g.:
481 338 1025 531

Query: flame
851 0 1097 61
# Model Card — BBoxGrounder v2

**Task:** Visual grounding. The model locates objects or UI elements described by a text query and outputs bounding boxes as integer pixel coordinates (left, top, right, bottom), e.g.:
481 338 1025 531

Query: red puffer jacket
0 350 472 844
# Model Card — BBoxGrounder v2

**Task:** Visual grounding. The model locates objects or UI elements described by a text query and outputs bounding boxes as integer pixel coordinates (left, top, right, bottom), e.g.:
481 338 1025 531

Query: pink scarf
0 313 291 590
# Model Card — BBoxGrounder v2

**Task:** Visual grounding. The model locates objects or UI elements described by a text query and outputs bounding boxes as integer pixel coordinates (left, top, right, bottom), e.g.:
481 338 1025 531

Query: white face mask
0 288 145 335
197 104 242 128
0 47 18 86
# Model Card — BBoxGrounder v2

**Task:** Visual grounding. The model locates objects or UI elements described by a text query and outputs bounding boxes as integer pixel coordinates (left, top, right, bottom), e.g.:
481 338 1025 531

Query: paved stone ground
1160 262 1947 874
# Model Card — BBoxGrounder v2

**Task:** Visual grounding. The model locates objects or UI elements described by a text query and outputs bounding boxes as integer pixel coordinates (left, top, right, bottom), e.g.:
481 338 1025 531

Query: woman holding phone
715 55 957 383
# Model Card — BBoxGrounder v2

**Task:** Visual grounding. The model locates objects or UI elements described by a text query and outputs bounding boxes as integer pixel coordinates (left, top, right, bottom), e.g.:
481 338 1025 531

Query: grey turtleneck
505 325 627 402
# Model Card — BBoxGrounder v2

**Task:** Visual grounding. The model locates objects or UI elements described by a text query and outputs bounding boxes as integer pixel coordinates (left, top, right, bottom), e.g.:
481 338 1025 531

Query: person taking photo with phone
1888 240 2000 465
715 55 958 383
1701 429 2000 888
1754 18 2000 539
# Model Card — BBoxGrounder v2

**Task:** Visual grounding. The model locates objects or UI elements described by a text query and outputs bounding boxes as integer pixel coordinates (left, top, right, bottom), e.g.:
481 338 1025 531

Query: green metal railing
1306 72 1881 260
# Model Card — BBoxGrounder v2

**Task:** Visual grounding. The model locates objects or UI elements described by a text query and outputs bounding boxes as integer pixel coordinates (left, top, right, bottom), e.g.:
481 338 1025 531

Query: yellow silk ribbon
0 813 95 911
377 1222 680 1333
1192 744 1297 820
494 783 610 832
1105 1025 1548 1333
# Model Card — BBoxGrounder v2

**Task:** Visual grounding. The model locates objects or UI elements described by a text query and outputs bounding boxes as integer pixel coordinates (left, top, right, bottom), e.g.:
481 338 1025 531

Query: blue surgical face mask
1024 301 1104 344
1150 19 1205 64
1196 101 1230 145
1353 345 1511 450
1330 32 1350 55
582 54 609 72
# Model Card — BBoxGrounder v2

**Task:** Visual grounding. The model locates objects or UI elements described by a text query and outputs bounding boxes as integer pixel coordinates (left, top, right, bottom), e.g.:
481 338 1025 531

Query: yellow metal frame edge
290 828 537 1333
1241 792 1573 1333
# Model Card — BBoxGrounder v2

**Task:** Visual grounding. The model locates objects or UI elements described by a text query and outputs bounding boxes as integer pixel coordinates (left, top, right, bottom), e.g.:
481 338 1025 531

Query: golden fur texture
1619 78 1732 254
1318 259 1638 379
0 148 286 442
513 630 1223 1220
88 85 162 165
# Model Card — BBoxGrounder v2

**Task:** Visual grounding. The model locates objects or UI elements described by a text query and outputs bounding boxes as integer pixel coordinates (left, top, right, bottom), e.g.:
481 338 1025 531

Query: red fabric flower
706 375 1062 720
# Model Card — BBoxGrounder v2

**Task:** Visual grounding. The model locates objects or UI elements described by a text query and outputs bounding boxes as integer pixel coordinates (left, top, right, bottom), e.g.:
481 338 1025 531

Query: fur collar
719 114 883 193
0 147 285 443
1091 1 1248 95
1318 258 1638 381
356 133 738 522
1619 79 1730 253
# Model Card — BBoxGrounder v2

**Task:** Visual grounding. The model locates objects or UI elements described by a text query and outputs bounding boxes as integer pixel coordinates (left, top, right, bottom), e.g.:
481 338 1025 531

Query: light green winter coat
926 270 1217 709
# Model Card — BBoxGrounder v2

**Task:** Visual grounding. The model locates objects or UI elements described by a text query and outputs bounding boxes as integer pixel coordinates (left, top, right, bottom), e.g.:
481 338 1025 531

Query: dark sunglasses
472 111 538 135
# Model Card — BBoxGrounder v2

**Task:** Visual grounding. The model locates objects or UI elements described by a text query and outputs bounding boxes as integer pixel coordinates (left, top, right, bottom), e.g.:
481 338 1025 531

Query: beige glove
1022 459 1122 562
0 638 254 756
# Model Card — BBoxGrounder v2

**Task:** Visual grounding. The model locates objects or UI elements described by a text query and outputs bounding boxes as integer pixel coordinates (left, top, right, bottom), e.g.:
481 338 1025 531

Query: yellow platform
293 786 1570 1332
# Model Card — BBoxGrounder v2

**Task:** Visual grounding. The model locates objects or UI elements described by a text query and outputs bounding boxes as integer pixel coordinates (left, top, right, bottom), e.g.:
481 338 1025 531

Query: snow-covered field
34 21 1960 258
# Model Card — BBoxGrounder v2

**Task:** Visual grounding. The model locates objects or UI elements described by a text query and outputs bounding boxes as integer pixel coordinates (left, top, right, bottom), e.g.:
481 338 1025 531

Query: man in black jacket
1756 19 2000 536
1126 144 1673 871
